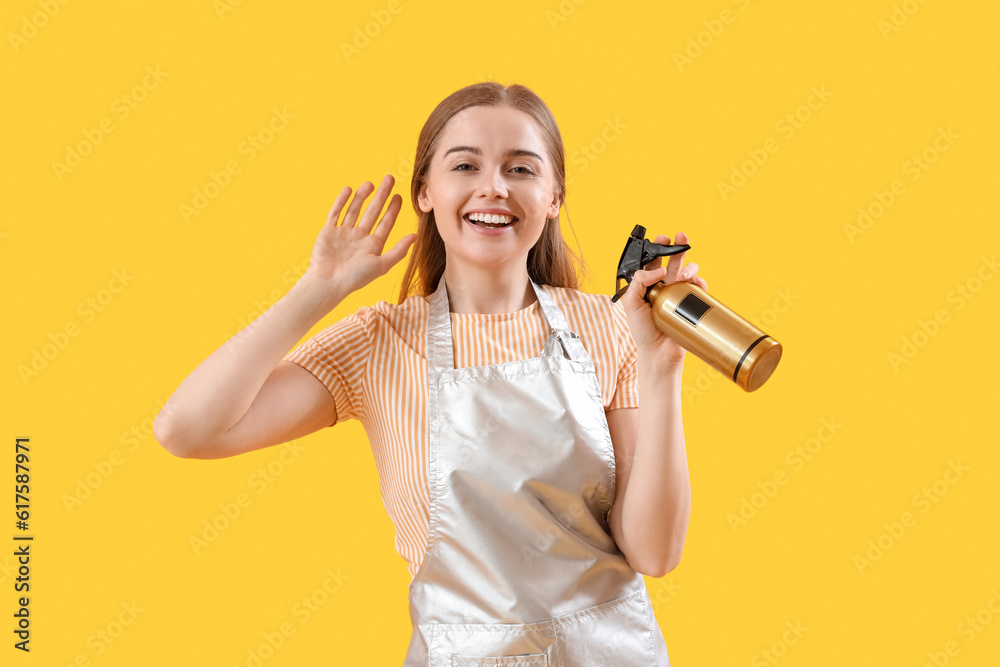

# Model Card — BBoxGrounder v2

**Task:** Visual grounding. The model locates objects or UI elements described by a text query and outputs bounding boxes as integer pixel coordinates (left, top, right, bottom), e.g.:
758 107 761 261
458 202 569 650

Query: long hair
396 82 588 303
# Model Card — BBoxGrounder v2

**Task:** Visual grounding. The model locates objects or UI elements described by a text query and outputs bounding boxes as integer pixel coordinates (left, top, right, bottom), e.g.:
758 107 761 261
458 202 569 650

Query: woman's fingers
381 232 418 268
644 232 700 286
373 193 403 243
665 231 689 280
623 266 667 308
341 181 376 227
678 261 699 281
645 234 671 271
676 261 707 290
358 174 395 234
326 186 352 227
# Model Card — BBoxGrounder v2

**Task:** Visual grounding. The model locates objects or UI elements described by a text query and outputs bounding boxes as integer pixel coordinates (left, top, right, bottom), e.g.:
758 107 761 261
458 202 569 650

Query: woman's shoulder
367 291 430 317
340 291 429 338
302 293 429 360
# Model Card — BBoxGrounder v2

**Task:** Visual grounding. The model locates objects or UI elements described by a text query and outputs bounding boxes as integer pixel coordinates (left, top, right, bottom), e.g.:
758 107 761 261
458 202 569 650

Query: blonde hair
397 82 588 303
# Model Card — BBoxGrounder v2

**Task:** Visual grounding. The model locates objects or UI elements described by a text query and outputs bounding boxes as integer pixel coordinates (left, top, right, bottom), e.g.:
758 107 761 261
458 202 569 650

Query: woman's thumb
384 234 417 266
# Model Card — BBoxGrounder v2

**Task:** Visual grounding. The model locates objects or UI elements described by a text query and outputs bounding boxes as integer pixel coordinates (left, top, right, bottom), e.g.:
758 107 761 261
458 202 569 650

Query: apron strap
531 280 591 364
427 276 455 374
426 275 591 374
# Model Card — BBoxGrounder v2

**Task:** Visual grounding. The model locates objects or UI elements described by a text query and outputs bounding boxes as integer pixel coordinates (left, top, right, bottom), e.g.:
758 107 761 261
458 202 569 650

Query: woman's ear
417 182 433 213
546 191 561 219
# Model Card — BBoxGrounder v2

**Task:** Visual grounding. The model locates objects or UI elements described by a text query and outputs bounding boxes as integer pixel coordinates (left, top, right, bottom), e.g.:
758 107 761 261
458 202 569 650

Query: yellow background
3 0 999 664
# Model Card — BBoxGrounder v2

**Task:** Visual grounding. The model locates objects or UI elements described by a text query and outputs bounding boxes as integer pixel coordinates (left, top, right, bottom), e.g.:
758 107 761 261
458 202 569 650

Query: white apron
404 276 671 666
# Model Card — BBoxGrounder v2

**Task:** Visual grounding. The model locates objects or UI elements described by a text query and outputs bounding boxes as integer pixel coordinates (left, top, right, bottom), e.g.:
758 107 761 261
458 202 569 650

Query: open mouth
464 212 518 229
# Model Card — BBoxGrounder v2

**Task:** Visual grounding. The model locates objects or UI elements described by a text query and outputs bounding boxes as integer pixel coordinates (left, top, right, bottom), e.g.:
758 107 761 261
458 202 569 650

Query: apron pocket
426 588 656 666
452 655 548 666
428 620 554 666
547 587 666 666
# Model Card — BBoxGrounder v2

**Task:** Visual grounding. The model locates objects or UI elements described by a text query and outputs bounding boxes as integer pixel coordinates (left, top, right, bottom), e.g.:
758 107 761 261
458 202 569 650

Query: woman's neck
441 260 537 314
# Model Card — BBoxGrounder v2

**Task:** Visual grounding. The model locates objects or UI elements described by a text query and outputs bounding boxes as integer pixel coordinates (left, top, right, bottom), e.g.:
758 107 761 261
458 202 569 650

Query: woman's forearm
153 277 343 450
618 360 692 576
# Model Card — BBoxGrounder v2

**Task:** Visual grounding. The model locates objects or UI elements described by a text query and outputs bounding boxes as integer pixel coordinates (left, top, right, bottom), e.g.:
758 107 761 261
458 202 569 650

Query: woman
154 82 705 665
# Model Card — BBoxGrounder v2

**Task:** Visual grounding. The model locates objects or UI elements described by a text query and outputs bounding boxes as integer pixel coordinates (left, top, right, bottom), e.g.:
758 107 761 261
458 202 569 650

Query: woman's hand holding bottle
299 174 417 307
619 232 708 370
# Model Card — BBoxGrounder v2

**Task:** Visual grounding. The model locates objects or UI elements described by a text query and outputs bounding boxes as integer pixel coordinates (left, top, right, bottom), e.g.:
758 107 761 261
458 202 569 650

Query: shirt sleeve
608 299 639 410
280 308 372 426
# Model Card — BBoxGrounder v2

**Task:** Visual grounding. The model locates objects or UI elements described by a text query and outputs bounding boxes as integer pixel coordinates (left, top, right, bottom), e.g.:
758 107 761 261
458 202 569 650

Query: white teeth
468 212 513 225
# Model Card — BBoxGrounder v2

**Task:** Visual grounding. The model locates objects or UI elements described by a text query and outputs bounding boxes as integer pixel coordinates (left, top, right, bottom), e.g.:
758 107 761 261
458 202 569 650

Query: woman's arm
154 176 415 459
153 278 345 459
607 231 706 576
606 364 691 577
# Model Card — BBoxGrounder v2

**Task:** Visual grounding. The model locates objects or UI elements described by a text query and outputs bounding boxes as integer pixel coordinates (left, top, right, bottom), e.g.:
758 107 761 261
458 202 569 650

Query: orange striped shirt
281 285 639 580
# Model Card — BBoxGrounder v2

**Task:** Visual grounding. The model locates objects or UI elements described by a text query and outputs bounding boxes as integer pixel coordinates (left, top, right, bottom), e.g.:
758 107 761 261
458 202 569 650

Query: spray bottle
611 225 783 392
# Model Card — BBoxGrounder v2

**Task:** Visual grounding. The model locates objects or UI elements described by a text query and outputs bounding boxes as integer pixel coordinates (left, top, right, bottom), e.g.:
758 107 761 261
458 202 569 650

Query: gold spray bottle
611 225 783 392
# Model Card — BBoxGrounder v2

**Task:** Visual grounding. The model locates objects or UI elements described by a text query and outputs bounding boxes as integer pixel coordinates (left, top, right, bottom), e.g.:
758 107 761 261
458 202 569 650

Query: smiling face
417 105 562 273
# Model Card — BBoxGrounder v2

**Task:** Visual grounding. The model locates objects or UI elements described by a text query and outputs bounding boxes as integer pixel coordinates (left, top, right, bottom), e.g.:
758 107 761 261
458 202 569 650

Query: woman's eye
451 163 536 175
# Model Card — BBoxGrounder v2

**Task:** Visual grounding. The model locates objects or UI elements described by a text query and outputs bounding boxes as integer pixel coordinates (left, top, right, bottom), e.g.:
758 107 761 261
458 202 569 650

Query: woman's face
417 105 561 272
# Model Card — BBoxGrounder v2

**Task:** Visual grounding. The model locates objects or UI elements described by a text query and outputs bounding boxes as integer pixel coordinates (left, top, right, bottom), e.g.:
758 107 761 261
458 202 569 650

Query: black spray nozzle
611 225 691 303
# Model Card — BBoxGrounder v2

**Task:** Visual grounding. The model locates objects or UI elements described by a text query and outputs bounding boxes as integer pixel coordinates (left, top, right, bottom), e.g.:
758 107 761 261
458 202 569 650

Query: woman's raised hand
300 174 417 303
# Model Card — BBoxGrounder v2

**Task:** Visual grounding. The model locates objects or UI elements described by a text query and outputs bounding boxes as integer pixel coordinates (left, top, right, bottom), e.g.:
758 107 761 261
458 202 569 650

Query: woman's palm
304 176 416 299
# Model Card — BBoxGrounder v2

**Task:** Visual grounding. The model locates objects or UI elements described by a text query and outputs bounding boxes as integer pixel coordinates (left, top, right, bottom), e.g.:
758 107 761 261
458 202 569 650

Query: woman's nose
476 168 508 198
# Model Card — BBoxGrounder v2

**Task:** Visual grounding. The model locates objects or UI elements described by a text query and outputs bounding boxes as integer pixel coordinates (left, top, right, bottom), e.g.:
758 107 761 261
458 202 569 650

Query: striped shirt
281 285 639 580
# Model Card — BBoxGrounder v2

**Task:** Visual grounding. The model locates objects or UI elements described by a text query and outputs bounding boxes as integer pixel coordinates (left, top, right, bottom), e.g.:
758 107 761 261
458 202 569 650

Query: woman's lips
464 213 517 235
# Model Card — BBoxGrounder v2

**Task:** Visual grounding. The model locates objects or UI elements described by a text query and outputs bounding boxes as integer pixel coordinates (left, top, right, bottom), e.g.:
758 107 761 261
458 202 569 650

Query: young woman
155 82 706 665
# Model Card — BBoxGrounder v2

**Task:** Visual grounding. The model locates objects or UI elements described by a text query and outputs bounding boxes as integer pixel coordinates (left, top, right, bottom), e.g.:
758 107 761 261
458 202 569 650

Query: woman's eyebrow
443 145 545 163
